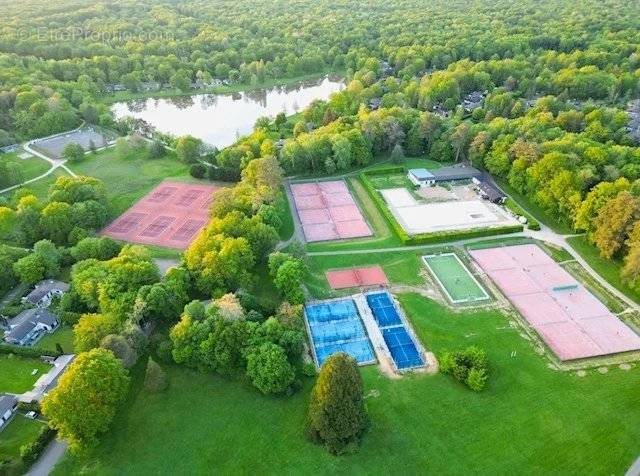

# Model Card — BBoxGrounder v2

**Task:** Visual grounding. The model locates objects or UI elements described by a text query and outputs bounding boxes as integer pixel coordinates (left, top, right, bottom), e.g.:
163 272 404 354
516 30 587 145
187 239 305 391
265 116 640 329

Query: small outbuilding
477 182 506 204
0 394 17 430
408 166 482 187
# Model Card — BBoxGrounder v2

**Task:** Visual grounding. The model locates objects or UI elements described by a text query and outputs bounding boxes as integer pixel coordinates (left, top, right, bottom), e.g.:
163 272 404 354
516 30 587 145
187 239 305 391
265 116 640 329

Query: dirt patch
597 366 609 374
619 363 632 371
576 370 587 377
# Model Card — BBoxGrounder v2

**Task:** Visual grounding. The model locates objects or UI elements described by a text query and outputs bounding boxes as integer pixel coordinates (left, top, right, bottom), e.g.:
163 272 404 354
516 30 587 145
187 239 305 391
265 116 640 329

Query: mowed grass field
36 326 75 354
67 147 203 217
53 293 640 475
0 415 46 475
0 151 50 183
0 354 51 393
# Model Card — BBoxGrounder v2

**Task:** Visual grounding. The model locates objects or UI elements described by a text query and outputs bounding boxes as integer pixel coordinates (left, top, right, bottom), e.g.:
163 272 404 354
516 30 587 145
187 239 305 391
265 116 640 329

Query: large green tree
41 348 129 453
306 352 368 454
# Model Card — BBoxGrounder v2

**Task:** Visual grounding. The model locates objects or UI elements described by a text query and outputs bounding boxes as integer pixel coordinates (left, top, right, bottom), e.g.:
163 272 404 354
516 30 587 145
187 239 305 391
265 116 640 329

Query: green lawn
0 354 51 393
0 168 70 201
0 151 51 184
67 148 205 217
36 326 75 354
0 415 46 475
567 235 640 305
277 188 295 241
53 293 640 475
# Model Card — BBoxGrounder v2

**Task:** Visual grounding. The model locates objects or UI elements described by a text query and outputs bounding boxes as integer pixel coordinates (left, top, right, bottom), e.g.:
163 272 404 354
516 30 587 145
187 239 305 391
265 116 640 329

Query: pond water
111 76 344 148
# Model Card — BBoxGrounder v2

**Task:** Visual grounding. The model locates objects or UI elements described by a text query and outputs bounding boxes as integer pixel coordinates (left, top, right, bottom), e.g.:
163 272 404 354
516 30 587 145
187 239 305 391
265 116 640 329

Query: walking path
0 123 91 195
25 440 68 476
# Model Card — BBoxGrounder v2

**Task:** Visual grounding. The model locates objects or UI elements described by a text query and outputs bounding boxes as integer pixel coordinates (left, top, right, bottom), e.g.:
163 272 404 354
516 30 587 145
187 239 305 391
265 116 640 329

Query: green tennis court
423 253 489 303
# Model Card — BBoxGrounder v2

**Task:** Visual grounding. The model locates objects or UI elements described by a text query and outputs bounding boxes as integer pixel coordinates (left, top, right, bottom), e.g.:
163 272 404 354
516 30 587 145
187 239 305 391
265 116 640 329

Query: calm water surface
111 76 344 148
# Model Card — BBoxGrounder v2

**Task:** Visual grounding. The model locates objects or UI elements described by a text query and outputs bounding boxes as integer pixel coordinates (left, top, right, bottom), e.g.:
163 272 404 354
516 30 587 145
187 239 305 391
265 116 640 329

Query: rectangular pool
305 299 376 367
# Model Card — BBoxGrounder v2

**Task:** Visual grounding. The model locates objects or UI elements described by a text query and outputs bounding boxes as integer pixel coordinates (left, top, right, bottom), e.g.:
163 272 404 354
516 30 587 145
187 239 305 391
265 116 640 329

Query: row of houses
2 280 68 347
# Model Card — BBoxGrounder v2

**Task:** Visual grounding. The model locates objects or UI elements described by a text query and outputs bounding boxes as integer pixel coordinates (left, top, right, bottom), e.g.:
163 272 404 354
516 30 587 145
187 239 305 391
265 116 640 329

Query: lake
111 76 345 148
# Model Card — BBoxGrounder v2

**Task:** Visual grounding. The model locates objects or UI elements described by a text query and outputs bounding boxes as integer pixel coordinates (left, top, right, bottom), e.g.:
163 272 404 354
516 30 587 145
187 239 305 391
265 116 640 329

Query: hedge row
0 344 61 358
359 172 524 246
504 198 541 231
362 165 406 176
20 427 56 466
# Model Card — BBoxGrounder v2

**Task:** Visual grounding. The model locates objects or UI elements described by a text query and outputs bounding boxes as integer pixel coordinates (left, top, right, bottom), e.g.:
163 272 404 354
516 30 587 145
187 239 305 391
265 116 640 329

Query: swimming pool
366 292 425 370
305 298 376 367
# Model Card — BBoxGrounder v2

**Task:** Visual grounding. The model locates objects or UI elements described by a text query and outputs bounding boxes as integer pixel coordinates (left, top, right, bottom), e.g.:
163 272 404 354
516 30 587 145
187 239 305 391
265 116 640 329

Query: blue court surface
366 292 425 370
305 299 375 367
382 327 424 369
366 292 402 327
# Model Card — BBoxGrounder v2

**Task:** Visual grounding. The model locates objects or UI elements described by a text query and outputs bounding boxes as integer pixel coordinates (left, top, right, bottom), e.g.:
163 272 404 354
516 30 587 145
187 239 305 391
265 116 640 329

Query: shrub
190 163 206 178
20 427 56 465
440 346 489 391
144 357 168 393
246 342 295 395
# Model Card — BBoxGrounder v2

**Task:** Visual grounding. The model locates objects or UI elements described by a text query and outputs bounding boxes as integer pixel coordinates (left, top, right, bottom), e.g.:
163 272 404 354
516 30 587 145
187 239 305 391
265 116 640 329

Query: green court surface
423 253 489 303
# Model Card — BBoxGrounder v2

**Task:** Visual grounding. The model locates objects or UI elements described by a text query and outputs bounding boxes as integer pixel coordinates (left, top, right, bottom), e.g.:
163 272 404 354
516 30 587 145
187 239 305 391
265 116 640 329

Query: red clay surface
470 244 640 361
290 180 372 242
326 266 389 290
100 181 218 249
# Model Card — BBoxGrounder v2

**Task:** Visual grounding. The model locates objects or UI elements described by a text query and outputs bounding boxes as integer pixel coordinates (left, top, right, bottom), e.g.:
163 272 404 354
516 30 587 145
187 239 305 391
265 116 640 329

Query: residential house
3 308 59 347
23 280 69 308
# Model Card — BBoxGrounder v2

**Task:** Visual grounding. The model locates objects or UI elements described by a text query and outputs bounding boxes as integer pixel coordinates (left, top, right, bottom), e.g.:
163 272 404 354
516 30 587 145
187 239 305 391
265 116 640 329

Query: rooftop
430 166 482 181
5 308 58 342
0 394 17 416
24 280 69 304
409 168 435 180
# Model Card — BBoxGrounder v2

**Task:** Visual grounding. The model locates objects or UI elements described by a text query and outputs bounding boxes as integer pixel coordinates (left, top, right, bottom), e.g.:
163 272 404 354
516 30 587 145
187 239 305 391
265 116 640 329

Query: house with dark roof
0 394 17 430
408 166 482 187
3 308 59 347
477 181 506 204
23 280 69 308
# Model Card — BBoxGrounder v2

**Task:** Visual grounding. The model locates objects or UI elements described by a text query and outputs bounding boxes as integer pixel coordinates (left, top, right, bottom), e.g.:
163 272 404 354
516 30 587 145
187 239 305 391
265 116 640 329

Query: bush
440 346 489 391
20 426 56 466
504 198 540 230
190 163 206 179
246 342 295 395
144 357 168 392
0 344 60 358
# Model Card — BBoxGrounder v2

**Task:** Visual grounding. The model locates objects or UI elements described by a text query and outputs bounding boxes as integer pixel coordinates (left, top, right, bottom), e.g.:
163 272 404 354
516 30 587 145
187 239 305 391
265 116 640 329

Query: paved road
626 457 640 476
26 440 67 476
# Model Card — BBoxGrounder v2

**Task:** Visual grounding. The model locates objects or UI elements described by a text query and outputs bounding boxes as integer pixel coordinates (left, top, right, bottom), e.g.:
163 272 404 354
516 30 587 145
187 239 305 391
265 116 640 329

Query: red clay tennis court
101 181 218 249
470 244 640 361
326 266 389 290
290 180 372 242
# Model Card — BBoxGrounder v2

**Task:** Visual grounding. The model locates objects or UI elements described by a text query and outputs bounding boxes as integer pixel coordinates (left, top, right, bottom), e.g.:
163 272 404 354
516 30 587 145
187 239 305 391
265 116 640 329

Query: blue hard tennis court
366 292 425 370
305 299 376 367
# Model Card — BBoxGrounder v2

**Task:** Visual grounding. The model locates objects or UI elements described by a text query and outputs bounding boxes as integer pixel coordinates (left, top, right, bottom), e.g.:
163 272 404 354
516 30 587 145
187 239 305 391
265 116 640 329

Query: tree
13 253 46 285
144 358 168 392
74 313 120 352
100 334 138 368
306 352 368 454
246 342 295 394
148 140 166 159
62 143 85 163
41 348 129 453
390 143 405 164
175 135 203 164
273 258 307 304
592 191 640 258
